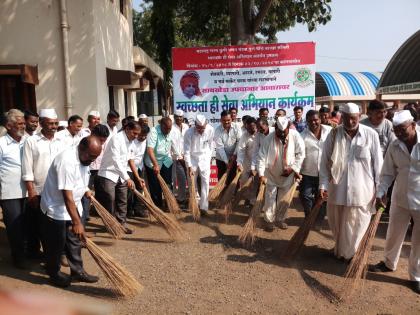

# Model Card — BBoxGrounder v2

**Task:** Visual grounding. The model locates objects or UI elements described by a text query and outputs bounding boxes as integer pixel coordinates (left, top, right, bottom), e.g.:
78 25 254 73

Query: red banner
172 42 315 71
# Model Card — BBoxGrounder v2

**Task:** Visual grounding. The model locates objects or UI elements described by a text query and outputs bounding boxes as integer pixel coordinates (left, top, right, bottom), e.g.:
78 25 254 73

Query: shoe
200 210 208 217
27 251 44 260
264 222 275 232
410 281 420 294
136 210 149 218
276 221 288 230
60 255 69 267
368 261 393 273
124 227 134 234
71 270 99 283
49 271 71 288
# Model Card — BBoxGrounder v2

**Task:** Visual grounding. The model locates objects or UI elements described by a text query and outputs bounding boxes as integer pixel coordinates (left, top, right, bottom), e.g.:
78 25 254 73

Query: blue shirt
144 125 173 168
292 118 306 133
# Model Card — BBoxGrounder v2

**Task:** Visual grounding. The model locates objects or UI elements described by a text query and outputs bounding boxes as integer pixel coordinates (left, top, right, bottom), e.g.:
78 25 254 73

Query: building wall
0 0 136 120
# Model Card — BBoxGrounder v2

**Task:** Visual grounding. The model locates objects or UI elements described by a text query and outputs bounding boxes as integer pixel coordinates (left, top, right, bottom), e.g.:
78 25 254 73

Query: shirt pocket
355 145 370 159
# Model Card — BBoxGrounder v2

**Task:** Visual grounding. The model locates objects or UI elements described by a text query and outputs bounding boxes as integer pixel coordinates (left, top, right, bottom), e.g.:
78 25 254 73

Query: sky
132 0 420 73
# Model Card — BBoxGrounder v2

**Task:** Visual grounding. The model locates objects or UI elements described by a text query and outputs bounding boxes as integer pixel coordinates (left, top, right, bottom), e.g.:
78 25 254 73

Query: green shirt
144 125 173 168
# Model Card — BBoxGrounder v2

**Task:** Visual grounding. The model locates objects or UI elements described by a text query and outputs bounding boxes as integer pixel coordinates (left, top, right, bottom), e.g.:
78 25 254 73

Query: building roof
316 72 381 97
377 30 420 94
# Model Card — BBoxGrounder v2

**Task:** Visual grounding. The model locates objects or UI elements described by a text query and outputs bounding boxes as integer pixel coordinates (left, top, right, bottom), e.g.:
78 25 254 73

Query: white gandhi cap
174 109 184 117
393 110 414 126
276 116 289 131
39 108 57 119
195 114 206 126
138 114 148 119
341 102 360 114
88 110 100 117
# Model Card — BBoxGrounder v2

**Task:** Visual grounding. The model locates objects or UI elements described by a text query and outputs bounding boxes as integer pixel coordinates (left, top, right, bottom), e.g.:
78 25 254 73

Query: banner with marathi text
172 42 315 124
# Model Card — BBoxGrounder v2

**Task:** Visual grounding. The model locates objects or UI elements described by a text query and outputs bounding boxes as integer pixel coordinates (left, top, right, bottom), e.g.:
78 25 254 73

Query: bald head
78 136 102 166
160 117 172 135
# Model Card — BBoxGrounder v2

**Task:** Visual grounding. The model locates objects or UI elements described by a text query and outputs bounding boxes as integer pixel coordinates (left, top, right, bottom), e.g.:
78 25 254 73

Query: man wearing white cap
55 115 83 148
319 102 383 261
22 108 61 258
257 116 305 230
80 110 101 138
184 114 214 215
171 109 189 205
138 114 149 128
370 110 420 294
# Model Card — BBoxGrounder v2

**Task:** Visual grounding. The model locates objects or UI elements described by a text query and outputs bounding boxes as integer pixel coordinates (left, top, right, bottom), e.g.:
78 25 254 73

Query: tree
133 0 332 81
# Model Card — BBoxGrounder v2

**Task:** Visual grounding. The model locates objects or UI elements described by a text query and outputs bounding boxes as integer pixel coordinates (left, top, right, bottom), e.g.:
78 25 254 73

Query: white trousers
192 166 210 211
262 183 290 223
327 204 371 260
384 204 420 281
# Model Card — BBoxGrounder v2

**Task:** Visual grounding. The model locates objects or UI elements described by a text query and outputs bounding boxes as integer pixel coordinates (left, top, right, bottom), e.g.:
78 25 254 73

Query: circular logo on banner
293 68 314 88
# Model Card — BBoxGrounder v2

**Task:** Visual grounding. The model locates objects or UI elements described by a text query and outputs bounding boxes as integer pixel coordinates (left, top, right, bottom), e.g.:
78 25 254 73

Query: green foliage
133 0 332 82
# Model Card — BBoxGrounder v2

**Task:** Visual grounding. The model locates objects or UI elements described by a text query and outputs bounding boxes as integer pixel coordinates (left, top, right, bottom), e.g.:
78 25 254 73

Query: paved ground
0 196 419 314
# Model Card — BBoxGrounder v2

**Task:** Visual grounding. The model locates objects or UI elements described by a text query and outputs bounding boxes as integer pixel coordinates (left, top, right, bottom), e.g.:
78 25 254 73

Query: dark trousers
24 196 43 256
216 159 237 184
40 213 83 276
299 175 326 224
145 164 172 208
127 171 143 215
94 175 128 225
81 170 98 225
1 198 26 263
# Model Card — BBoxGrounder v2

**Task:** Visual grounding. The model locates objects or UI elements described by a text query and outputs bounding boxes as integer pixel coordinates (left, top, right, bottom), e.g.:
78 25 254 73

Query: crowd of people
0 100 419 294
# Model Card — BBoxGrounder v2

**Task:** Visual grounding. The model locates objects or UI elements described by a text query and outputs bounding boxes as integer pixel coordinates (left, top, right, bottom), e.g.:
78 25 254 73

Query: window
108 86 115 110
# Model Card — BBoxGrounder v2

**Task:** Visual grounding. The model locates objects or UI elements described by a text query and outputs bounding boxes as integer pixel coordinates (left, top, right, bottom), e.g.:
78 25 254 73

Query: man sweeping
40 136 101 287
171 109 189 206
214 110 242 182
319 102 383 261
257 117 305 231
184 115 214 216
369 110 420 294
237 117 258 205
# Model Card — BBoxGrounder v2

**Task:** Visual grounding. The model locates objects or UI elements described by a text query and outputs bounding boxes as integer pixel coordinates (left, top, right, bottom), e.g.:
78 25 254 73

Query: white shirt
237 131 258 171
55 128 82 148
300 125 332 177
0 134 27 199
40 148 89 221
22 131 62 194
251 127 275 170
127 139 147 171
377 127 420 210
98 131 132 183
214 124 242 163
171 123 189 158
184 125 215 170
257 129 305 186
106 124 118 137
79 127 92 138
319 124 383 207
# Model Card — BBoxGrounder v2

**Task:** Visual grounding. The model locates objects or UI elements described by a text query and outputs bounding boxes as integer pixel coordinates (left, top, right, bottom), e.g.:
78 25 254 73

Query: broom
217 170 242 220
275 180 300 222
83 238 143 297
282 197 324 260
90 196 126 239
208 172 228 202
132 189 187 241
157 174 181 216
188 172 200 221
238 182 266 247
231 175 254 209
339 207 385 300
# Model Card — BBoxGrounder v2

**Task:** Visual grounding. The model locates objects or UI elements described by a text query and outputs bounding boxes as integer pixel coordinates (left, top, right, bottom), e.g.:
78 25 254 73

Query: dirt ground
0 196 419 315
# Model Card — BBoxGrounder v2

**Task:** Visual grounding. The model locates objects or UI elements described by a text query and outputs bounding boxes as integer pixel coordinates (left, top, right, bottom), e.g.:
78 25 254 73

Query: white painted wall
0 0 136 121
